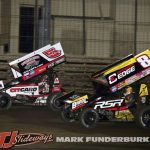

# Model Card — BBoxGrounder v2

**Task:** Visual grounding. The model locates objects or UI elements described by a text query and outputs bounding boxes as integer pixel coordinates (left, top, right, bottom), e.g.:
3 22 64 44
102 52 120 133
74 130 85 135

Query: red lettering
108 73 117 84
0 131 18 148
43 48 61 58
10 88 20 92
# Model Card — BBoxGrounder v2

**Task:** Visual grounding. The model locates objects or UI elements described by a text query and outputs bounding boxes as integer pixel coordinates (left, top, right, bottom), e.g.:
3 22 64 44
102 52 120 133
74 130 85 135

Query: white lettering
72 98 87 110
94 99 124 109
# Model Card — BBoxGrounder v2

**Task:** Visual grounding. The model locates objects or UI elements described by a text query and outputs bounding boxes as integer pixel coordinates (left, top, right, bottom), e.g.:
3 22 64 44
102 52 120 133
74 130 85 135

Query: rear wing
91 50 150 93
9 42 65 81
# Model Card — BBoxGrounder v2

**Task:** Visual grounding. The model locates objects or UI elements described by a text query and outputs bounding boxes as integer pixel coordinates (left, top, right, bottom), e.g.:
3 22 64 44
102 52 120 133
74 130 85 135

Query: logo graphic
108 65 135 85
10 87 37 93
108 73 117 85
7 86 39 96
71 95 88 110
0 131 53 149
21 55 40 70
43 47 61 59
94 99 124 109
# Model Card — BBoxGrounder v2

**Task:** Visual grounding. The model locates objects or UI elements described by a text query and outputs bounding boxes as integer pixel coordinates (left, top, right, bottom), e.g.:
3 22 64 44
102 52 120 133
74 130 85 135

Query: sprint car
60 50 150 128
0 42 65 110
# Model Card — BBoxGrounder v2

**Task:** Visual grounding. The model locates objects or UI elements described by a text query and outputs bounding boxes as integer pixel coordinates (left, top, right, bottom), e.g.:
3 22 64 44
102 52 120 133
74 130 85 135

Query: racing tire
80 108 99 128
61 110 75 123
136 106 150 128
0 93 12 110
47 92 63 111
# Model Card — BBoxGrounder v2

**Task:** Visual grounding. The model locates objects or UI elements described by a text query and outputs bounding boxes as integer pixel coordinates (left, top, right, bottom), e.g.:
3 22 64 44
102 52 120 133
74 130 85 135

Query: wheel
61 110 75 123
136 106 150 128
80 108 99 128
0 93 12 110
47 92 63 111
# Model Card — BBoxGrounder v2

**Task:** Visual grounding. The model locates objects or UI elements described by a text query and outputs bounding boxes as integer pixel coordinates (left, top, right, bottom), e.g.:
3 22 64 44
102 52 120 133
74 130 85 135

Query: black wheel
47 92 63 111
0 93 12 110
80 108 99 128
136 106 150 128
61 110 75 123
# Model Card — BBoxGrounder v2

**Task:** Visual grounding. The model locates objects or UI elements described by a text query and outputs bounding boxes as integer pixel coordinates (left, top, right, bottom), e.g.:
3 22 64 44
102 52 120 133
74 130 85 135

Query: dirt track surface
0 105 150 150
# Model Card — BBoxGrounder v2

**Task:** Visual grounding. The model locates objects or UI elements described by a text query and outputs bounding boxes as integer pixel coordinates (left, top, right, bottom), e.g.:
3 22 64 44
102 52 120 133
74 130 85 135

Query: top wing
9 42 65 81
91 50 150 92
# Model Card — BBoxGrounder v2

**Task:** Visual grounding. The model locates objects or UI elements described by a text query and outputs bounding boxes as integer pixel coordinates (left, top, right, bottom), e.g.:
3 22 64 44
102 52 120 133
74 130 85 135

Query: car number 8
137 55 150 68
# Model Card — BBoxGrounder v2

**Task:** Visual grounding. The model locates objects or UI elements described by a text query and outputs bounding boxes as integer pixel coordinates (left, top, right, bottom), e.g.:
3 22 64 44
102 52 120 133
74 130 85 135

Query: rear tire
136 106 150 128
80 108 99 128
0 93 12 110
47 92 63 111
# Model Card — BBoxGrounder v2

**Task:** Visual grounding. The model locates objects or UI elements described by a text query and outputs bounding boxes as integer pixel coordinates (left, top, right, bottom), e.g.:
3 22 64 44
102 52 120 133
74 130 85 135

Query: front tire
47 92 63 111
0 93 12 110
80 108 99 128
61 110 75 122
136 106 150 128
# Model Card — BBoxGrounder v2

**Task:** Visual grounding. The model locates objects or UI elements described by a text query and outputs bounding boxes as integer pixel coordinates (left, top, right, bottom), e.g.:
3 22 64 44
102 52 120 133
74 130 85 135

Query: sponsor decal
48 62 55 68
52 84 61 93
108 65 135 85
21 56 40 70
71 95 88 110
125 75 140 85
111 86 117 92
21 56 40 66
117 81 127 90
0 131 53 149
43 47 61 59
108 73 117 85
54 78 59 84
7 86 39 96
23 70 36 80
110 66 150 92
10 87 37 93
52 78 61 92
30 70 35 75
94 99 124 109
141 67 150 76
